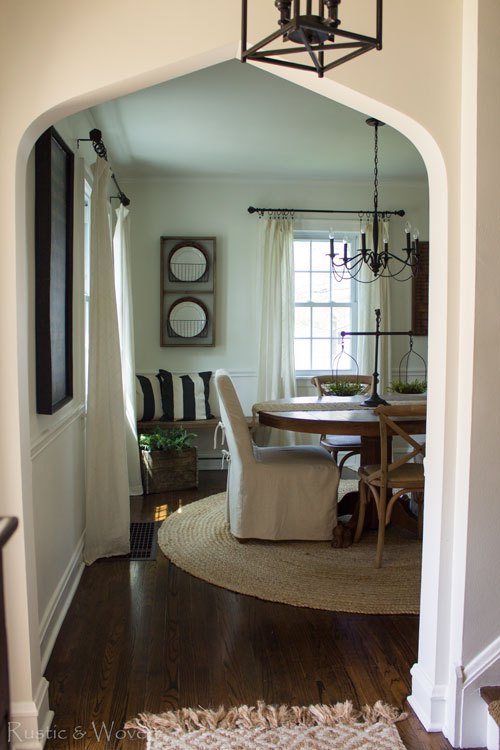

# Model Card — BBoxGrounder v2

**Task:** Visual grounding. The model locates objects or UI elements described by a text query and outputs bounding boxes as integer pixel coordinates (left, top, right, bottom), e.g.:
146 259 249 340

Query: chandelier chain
373 123 379 214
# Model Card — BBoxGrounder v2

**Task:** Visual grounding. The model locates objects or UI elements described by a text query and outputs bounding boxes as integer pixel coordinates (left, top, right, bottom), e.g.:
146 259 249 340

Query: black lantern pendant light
241 0 383 78
328 118 420 282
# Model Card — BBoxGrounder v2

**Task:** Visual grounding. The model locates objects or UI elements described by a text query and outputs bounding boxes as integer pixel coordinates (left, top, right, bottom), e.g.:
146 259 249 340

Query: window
294 231 358 374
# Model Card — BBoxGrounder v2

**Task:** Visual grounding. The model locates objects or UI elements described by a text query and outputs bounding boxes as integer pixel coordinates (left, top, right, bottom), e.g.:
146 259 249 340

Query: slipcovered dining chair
215 370 339 541
355 403 426 568
312 374 373 474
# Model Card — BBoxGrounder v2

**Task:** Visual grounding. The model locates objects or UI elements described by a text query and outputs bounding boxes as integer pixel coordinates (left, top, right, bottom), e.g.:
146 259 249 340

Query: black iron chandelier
328 118 420 282
241 0 383 78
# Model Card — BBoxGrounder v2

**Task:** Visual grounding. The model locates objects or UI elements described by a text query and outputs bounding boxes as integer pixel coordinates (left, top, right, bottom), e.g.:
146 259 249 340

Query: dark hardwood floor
45 471 463 749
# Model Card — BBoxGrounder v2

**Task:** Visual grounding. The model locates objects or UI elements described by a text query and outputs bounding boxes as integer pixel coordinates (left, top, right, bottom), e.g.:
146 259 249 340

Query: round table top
257 396 426 437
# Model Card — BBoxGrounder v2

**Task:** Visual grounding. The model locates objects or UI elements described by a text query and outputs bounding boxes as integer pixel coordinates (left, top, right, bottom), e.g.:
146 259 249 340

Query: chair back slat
375 404 426 476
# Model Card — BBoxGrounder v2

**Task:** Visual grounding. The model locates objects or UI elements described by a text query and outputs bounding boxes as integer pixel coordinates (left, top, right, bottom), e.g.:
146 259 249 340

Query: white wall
26 110 96 670
126 175 428 413
463 0 500 668
0 0 498 746
449 1 500 744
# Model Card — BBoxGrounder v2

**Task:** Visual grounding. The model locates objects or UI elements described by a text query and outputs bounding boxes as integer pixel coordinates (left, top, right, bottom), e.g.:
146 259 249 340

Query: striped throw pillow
136 374 163 421
158 370 213 421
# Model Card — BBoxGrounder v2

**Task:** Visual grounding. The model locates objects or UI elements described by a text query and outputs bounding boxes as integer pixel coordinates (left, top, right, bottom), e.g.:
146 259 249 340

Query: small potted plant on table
139 427 198 494
323 381 365 396
389 378 427 395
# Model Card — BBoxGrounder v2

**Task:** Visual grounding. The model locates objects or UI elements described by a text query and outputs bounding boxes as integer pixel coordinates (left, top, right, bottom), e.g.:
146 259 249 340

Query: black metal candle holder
341 308 413 407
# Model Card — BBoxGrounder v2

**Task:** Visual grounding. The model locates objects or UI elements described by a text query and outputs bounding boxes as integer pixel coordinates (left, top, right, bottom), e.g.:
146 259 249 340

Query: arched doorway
7 42 453 745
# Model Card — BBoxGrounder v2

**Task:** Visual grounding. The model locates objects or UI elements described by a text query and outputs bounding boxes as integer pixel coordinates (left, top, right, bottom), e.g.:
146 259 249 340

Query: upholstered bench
137 417 253 435
137 417 221 433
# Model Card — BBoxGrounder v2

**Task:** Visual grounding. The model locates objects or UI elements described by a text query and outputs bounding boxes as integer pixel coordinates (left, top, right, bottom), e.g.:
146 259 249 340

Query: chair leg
354 481 367 543
337 449 360 475
322 443 339 463
417 493 424 539
338 452 348 474
375 487 387 569
385 489 404 525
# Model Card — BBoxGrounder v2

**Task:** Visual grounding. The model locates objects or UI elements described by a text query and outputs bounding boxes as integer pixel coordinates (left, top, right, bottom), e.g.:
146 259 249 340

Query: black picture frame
35 127 74 414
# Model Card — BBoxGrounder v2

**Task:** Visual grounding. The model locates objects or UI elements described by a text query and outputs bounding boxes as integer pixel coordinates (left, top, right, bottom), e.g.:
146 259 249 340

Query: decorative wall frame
160 237 216 347
411 241 429 336
35 126 74 413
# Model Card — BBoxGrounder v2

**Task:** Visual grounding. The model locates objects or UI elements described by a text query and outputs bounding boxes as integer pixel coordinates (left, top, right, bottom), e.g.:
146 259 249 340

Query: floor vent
127 521 160 560
102 522 160 562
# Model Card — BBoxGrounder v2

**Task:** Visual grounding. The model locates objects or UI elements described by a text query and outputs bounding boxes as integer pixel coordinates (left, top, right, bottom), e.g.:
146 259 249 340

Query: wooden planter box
140 447 198 494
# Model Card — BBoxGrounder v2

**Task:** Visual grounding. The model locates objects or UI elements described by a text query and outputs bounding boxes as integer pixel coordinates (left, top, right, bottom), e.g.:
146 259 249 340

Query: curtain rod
248 206 405 218
77 128 130 206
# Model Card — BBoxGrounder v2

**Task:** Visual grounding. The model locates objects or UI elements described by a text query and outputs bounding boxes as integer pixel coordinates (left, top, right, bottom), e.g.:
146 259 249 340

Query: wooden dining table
257 394 426 527
257 394 426 467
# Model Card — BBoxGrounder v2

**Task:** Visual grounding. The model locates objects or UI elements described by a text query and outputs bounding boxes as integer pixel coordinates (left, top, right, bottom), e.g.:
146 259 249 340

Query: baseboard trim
198 456 226 471
39 532 85 672
408 663 447 732
10 677 54 749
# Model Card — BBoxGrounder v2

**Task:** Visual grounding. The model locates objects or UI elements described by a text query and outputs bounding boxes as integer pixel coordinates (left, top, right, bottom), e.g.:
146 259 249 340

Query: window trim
293 229 359 376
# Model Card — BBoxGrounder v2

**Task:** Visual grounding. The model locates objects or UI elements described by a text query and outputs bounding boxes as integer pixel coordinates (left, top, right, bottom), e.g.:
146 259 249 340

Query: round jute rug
157 488 422 615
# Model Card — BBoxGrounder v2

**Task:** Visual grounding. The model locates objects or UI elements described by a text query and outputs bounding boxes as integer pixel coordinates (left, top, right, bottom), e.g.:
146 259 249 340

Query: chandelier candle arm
406 223 412 251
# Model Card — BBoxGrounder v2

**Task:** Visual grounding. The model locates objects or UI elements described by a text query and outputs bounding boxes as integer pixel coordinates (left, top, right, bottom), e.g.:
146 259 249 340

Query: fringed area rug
126 700 408 749
157 489 422 615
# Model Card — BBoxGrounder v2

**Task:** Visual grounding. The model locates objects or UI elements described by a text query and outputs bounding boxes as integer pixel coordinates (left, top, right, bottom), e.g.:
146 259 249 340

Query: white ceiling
90 60 427 183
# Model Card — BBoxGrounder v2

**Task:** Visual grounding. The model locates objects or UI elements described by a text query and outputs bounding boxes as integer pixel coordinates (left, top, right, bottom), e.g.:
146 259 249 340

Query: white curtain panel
257 218 296 400
357 220 392 394
113 205 143 496
84 158 130 565
256 218 297 446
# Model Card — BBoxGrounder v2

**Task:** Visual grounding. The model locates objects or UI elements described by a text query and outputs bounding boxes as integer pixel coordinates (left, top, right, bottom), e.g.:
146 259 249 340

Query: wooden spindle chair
311 374 372 474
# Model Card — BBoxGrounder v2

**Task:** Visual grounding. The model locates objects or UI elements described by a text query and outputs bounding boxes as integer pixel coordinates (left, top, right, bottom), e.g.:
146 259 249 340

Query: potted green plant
389 378 427 395
139 427 198 494
323 381 365 396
